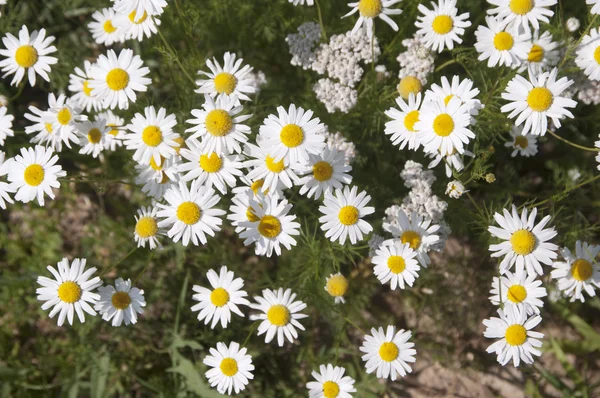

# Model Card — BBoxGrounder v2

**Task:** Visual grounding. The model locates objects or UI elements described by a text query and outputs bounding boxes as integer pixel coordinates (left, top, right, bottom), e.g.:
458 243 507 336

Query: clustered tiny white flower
247 70 268 93
286 22 321 70
566 17 581 32
368 233 385 258
313 78 358 114
396 36 436 85
323 130 357 164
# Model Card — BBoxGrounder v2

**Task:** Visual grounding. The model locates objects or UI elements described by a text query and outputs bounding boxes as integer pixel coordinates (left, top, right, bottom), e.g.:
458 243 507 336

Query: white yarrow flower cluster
396 36 436 86
285 22 321 70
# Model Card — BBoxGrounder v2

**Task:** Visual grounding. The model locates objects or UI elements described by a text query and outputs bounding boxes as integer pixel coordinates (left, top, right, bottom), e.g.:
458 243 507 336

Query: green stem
314 0 328 41
242 321 259 348
547 129 599 152
157 28 196 86
434 59 457 73
344 317 365 334
134 252 154 284
9 82 26 102
559 14 599 70
528 174 600 208
101 247 139 277
466 191 481 212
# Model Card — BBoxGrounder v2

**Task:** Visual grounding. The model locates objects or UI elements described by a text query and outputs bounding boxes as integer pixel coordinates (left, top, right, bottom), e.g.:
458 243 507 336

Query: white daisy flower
36 258 102 326
324 273 349 304
195 52 256 102
342 0 403 40
68 60 102 112
384 93 423 150
474 16 530 68
318 185 375 245
0 25 58 86
113 9 160 42
551 241 600 302
134 206 163 249
427 148 474 177
504 125 538 157
501 67 576 136
250 287 308 346
23 94 76 152
372 241 421 290
424 75 482 116
157 180 225 246
95 278 146 327
89 48 151 110
297 148 353 200
415 0 472 53
88 8 124 46
487 0 557 35
488 205 559 276
575 28 600 81
186 95 252 155
46 93 85 146
232 175 282 198
0 151 14 209
243 143 301 194
124 106 180 165
360 325 416 381
191 265 250 329
203 341 254 395
7 145 66 206
227 188 264 233
483 306 543 367
96 110 126 151
523 30 559 74
290 0 314 5
134 156 180 200
306 364 356 398
588 0 600 14
0 105 14 145
445 180 468 198
113 0 167 21
76 119 109 158
489 268 547 315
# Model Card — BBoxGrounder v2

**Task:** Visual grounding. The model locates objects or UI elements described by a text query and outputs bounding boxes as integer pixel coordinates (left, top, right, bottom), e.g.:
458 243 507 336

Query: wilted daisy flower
501 67 576 136
36 258 102 326
297 148 353 200
250 287 308 346
588 0 600 14
113 0 167 21
307 364 356 398
445 180 467 199
483 306 543 367
384 93 422 150
342 0 403 39
191 265 250 329
415 0 472 53
319 185 374 245
88 8 123 46
89 48 151 110
0 106 14 145
360 325 416 381
97 110 126 151
325 273 349 304
124 106 179 165
134 206 163 249
488 205 558 276
474 16 530 68
0 25 58 86
186 95 252 155
76 119 110 158
7 145 66 206
0 152 14 209
114 9 160 42
95 278 146 327
551 241 600 302
505 126 538 157
490 269 547 315
566 17 581 32
196 52 256 102
157 180 225 246
203 341 254 395
575 28 600 81
487 0 557 34
68 61 101 112
424 75 482 116
523 30 559 74
135 156 180 199
372 242 420 290
243 143 301 194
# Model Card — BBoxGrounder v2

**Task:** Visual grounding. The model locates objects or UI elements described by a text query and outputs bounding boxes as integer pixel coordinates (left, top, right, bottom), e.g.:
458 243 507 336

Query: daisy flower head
489 268 547 315
501 67 576 136
306 364 356 398
0 151 14 209
7 145 66 206
156 179 225 246
360 325 416 381
76 119 110 158
46 94 85 146
186 95 252 155
325 273 349 304
424 75 482 117
297 147 353 200
488 205 558 276
95 278 146 327
97 110 126 151
397 75 423 100
195 52 256 102
88 8 124 46
134 155 180 200
318 185 375 245
23 102 60 150
134 206 164 249
372 241 421 290
474 16 530 69
36 258 102 326
551 241 600 302
243 143 301 194
113 9 160 42
250 287 308 346
384 92 423 150
0 106 14 145
415 0 472 53
239 193 300 257
588 0 600 14
68 60 102 112
113 0 168 21
203 341 254 395
191 265 250 329
505 125 538 157
523 30 560 74
0 25 58 86
446 180 468 198
89 48 151 110
487 0 557 35
575 28 600 81
228 189 261 233
124 106 179 165
483 305 543 367
342 0 403 40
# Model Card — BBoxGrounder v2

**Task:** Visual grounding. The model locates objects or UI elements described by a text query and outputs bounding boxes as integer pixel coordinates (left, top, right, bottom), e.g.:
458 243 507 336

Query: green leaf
90 352 110 398
166 356 221 398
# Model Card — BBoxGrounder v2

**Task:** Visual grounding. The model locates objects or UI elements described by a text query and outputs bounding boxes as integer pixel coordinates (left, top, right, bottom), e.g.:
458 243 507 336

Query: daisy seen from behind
360 325 416 381
384 92 423 150
203 341 254 395
372 241 421 290
195 52 256 102
489 268 547 315
307 364 356 398
415 0 472 53
342 0 403 39
297 147 353 200
124 106 179 165
134 206 163 249
319 185 374 245
95 278 146 327
551 241 600 302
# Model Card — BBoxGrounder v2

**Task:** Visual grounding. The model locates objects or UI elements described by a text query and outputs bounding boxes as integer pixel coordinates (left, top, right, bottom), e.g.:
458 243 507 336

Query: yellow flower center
594 46 600 65
358 0 382 18
15 45 38 68
510 229 536 255
528 44 544 63
338 205 359 226
45 123 54 134
387 255 406 274
433 113 454 137
214 72 236 95
571 259 593 281
443 94 455 106
83 81 93 97
128 11 148 24
398 76 422 100
172 136 185 154
265 156 285 173
507 284 527 303
509 0 533 15
326 274 349 297
432 15 453 35
246 206 260 222
494 32 514 51
57 108 72 125
107 124 119 137
176 202 201 225
111 291 132 310
379 342 399 362
401 230 421 250
280 124 304 148
322 381 341 398
205 109 233 137
57 281 82 304
23 164 45 186
312 161 333 182
505 324 527 346
160 171 170 184
149 156 165 171
135 216 158 238
103 20 117 33
258 215 282 238
527 87 553 112
87 128 102 144
199 152 223 173
142 126 163 147
210 287 230 307
514 136 528 149
267 304 290 326
251 179 265 195
219 358 238 377
404 110 419 132
106 68 130 91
